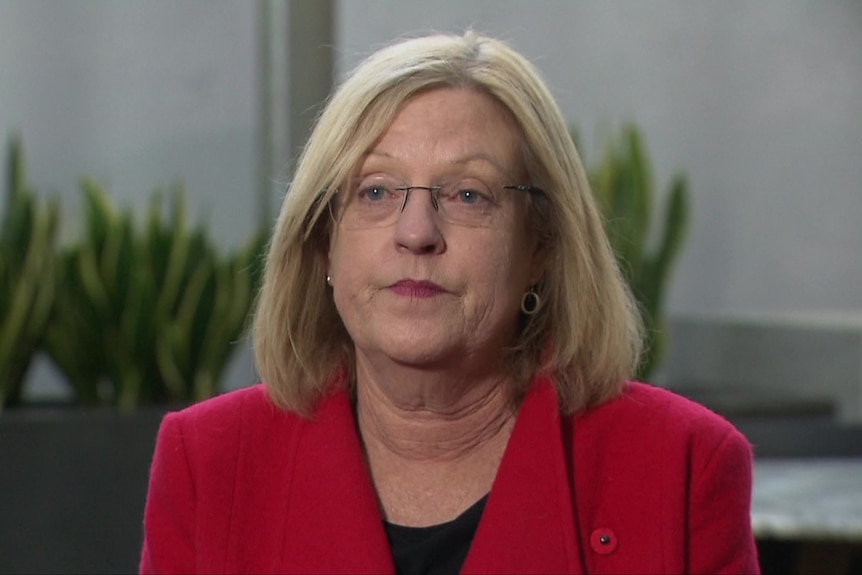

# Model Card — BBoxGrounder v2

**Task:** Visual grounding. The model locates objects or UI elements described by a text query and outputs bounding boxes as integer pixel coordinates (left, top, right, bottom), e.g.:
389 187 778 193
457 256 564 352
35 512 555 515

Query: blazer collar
280 376 583 574
278 388 394 573
463 376 584 574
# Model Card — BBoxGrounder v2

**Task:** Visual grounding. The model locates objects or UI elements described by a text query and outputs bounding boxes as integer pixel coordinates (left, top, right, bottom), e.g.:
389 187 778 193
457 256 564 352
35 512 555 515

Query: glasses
329 174 545 229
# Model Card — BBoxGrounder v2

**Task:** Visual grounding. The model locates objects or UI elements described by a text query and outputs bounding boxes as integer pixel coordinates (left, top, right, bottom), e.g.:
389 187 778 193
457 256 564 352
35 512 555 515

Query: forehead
364 87 525 178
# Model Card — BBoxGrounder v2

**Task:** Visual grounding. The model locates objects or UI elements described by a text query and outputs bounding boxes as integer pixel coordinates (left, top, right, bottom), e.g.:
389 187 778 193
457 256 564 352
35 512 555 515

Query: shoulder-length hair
254 31 642 417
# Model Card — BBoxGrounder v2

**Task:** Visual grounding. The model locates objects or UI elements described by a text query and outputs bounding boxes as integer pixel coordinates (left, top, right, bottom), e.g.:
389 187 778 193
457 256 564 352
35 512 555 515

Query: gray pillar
258 0 334 225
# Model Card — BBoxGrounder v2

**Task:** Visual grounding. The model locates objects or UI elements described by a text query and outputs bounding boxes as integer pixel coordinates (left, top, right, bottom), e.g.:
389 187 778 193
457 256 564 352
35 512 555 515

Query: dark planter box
0 406 168 574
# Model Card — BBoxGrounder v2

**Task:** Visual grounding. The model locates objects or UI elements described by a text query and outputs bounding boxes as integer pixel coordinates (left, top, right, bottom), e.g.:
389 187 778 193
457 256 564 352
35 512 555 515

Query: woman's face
328 87 545 374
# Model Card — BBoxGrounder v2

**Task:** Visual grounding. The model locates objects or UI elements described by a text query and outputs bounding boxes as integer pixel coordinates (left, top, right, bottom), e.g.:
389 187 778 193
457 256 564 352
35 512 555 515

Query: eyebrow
364 149 512 179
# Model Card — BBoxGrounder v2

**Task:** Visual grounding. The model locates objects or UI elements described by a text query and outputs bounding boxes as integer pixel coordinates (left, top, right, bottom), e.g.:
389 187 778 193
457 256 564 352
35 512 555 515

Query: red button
590 528 619 554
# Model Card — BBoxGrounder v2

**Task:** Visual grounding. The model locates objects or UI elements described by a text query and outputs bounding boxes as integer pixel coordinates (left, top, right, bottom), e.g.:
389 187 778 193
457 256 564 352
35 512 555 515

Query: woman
140 32 759 574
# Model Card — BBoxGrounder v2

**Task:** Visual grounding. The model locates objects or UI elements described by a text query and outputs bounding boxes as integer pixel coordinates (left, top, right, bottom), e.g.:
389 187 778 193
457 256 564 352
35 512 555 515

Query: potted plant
44 177 266 409
0 136 267 573
574 124 690 381
0 137 59 410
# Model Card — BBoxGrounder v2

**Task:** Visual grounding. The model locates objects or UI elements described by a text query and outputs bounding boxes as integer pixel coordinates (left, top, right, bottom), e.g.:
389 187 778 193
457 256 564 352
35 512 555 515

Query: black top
383 494 489 575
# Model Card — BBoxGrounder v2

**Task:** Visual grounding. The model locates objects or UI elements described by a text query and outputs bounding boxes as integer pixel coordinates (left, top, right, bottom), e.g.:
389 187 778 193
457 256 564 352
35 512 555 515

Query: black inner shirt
383 494 489 575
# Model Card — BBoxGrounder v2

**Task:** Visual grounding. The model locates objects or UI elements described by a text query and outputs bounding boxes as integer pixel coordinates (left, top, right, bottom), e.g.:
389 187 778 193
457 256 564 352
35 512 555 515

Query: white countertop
752 458 862 541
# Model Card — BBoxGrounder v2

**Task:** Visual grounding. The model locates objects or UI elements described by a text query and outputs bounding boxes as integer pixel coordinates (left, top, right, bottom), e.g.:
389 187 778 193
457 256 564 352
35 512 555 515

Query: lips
389 279 447 298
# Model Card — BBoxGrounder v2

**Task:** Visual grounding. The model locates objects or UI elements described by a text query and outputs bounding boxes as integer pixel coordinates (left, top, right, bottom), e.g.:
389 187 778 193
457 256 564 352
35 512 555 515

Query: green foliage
575 124 690 380
43 179 266 409
0 136 266 411
0 137 60 409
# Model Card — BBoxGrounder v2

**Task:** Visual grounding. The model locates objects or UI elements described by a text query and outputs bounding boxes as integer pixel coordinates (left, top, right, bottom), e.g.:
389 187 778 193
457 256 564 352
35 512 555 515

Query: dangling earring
521 288 540 315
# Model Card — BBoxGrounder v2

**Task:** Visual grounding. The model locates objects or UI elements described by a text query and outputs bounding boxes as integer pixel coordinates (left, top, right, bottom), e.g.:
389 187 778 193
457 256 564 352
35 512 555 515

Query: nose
393 187 446 254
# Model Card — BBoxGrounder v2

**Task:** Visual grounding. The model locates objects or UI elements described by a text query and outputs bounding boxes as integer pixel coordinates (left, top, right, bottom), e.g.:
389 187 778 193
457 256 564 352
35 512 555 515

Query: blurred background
3 0 861 400
1 1 860 573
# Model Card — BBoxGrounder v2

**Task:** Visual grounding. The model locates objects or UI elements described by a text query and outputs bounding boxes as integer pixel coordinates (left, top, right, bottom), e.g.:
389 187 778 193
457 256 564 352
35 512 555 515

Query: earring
521 289 540 315
326 275 332 286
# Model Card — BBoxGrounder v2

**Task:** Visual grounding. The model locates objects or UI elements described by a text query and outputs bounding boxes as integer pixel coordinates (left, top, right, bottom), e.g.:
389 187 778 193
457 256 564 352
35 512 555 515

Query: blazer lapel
462 376 584 574
279 390 395 574
267 377 583 574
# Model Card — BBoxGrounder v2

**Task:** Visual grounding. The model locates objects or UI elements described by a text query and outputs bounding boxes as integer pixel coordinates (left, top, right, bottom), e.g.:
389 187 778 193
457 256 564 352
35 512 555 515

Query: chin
382 340 456 365
364 329 461 367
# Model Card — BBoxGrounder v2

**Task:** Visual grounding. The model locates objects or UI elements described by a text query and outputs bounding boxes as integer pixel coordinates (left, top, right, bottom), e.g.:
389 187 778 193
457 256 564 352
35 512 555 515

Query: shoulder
171 383 274 421
572 381 752 483
161 384 277 436
156 384 304 467
166 383 299 430
579 381 745 445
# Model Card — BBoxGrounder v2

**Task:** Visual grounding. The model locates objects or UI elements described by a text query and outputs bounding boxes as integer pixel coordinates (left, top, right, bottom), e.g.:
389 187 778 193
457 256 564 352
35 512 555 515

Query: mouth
388 279 448 298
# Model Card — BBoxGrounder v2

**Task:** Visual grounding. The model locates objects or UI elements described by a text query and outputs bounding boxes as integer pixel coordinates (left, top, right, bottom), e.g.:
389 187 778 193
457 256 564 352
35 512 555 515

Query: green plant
575 124 690 380
0 137 59 409
44 178 266 409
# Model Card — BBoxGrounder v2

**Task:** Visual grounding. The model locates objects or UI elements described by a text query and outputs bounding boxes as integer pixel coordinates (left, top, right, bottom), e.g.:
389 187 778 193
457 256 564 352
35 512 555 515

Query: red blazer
140 378 759 574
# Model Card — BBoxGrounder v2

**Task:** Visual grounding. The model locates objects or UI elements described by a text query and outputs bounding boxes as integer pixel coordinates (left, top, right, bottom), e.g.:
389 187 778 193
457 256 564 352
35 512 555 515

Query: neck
352 354 519 525
353 355 517 462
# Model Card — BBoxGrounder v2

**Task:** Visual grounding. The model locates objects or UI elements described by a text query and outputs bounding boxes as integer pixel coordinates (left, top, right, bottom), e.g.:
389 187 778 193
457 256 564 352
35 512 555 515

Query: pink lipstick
389 279 446 298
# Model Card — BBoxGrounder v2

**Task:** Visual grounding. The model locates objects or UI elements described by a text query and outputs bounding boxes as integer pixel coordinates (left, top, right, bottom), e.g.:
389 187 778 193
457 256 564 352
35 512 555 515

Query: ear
527 235 549 287
324 218 336 264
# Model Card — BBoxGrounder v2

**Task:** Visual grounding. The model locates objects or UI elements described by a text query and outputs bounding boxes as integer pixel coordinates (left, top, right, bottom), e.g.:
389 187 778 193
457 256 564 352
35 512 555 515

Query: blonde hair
254 31 642 416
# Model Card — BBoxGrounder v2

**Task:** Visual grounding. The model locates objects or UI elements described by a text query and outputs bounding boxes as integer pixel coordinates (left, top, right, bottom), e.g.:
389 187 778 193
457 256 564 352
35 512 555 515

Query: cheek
465 236 532 311
491 225 535 281
328 229 366 281
328 230 379 309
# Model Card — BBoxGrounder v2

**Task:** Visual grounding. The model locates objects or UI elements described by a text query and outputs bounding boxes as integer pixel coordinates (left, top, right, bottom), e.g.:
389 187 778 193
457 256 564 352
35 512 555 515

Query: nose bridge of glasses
398 185 441 213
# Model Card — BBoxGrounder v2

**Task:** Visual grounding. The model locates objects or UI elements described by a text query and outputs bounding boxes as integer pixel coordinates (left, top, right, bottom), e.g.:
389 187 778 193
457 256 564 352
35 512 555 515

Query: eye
358 185 390 201
454 187 494 206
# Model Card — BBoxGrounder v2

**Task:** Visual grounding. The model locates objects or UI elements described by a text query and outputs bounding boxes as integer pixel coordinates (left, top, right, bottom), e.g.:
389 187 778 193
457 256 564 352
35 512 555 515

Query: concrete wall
0 0 260 249
665 312 862 422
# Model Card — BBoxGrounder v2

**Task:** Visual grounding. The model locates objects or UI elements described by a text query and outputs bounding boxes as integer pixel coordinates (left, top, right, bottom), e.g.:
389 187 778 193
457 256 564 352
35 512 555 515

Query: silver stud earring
326 275 332 286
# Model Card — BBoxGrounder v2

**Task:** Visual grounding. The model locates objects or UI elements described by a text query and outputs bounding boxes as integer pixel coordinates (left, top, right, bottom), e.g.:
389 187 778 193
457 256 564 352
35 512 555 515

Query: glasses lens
334 175 402 229
436 181 500 227
333 175 523 229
